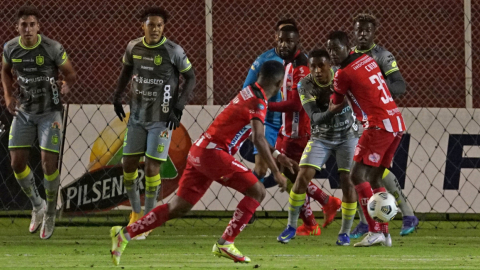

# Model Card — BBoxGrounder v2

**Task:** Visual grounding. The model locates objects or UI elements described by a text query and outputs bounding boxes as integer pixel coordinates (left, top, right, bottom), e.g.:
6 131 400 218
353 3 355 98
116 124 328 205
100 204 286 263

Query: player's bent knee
245 181 266 202
168 196 194 219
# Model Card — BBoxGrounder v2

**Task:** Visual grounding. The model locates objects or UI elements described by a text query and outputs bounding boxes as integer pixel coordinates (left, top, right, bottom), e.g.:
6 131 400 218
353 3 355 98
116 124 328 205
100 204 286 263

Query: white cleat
385 233 392 247
40 213 56 240
29 200 46 233
354 232 385 247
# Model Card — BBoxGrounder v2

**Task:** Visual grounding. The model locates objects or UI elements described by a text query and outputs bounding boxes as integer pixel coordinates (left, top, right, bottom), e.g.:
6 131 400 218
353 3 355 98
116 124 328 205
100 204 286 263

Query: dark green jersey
122 36 192 122
298 69 358 141
353 44 400 77
3 34 68 114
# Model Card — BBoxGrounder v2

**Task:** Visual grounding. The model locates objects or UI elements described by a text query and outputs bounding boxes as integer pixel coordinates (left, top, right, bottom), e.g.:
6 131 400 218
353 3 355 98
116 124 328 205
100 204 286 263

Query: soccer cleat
128 211 149 240
110 226 129 266
322 196 342 228
277 225 296 243
336 233 350 246
296 224 321 236
350 222 369 239
400 216 419 236
385 233 392 247
29 200 46 233
40 213 55 239
212 242 251 263
354 232 385 247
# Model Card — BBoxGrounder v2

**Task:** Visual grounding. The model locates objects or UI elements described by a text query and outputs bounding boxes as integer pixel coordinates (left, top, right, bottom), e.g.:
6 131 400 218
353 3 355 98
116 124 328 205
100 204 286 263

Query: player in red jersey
270 25 341 236
109 61 298 265
327 31 405 247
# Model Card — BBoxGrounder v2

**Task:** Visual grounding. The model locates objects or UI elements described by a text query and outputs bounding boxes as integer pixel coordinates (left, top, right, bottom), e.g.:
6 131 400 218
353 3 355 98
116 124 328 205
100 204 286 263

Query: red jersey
269 51 311 138
333 53 406 132
195 83 268 155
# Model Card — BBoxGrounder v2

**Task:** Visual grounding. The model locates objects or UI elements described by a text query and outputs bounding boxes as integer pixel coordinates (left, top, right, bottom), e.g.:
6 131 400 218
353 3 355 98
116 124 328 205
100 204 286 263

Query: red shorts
275 133 309 162
354 128 403 168
176 145 258 205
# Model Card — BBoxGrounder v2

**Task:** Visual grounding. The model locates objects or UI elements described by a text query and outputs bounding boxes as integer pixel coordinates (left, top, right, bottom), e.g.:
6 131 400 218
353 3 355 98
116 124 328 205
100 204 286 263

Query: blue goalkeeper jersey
243 48 283 129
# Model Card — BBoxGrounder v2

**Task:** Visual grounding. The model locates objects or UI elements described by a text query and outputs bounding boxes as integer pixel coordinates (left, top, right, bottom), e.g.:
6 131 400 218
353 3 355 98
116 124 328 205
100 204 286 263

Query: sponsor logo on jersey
23 67 37 72
133 55 142 59
368 153 381 163
365 61 378 72
258 104 265 110
132 75 164 85
233 97 240 104
240 88 254 100
162 85 172 113
154 55 162 65
12 59 22 63
229 125 250 153
51 121 61 129
49 78 60 105
36 55 44 66
141 65 153 71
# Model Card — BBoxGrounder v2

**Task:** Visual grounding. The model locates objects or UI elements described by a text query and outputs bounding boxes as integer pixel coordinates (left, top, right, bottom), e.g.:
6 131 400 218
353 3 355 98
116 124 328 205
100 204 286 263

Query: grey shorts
123 118 172 161
299 136 358 172
9 110 63 153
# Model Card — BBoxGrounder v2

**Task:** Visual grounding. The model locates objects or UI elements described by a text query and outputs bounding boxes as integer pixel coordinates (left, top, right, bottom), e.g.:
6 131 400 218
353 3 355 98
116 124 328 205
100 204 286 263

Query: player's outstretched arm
385 71 406 99
1 58 17 116
112 65 134 121
250 119 288 191
58 59 77 95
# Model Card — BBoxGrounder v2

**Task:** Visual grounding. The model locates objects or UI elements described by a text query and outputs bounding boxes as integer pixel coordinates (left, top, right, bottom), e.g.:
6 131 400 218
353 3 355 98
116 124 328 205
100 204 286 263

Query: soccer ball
367 192 398 222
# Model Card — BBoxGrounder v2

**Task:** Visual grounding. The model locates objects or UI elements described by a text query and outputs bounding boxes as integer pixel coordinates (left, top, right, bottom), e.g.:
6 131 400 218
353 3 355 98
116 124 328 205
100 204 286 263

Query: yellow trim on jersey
301 97 316 105
19 34 42 50
9 145 32 148
384 68 400 76
179 64 192 73
142 36 167 48
123 151 145 156
354 43 376 53
299 163 322 171
313 68 334 87
59 56 68 66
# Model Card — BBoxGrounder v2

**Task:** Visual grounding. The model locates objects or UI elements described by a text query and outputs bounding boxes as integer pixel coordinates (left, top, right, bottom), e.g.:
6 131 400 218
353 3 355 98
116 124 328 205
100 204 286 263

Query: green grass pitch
0 218 479 269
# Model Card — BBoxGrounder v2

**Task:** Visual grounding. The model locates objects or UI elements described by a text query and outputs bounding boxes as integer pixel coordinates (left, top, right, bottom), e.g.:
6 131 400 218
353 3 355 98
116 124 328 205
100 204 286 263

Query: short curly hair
17 5 40 22
141 7 169 23
353 13 377 28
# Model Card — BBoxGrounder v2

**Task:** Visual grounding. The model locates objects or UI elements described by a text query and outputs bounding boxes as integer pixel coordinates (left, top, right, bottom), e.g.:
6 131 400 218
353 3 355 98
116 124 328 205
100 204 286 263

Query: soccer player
278 49 360 244
2 6 77 239
349 13 418 238
112 7 196 239
110 60 297 265
270 25 341 235
327 31 406 247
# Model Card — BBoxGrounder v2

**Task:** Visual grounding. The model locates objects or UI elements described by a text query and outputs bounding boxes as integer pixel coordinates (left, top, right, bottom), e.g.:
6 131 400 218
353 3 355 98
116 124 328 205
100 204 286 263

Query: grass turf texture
0 218 479 269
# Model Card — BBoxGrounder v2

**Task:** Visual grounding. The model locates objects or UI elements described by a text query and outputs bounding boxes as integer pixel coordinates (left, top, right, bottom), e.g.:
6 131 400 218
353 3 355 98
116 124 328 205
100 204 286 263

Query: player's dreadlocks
141 7 169 23
353 13 377 28
17 5 40 21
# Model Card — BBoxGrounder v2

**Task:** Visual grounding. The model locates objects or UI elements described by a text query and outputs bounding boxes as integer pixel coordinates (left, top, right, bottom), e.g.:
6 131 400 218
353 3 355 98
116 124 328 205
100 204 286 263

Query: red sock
300 197 317 227
126 204 169 238
355 182 380 232
373 187 387 193
307 182 329 206
221 196 260 242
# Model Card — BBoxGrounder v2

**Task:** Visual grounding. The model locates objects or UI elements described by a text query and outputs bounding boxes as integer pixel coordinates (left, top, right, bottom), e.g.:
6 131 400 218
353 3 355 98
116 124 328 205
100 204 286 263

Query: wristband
272 150 281 159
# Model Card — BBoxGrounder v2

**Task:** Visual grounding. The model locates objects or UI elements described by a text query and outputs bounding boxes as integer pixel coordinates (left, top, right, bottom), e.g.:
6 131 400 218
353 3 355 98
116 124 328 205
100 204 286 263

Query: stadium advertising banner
57 105 480 214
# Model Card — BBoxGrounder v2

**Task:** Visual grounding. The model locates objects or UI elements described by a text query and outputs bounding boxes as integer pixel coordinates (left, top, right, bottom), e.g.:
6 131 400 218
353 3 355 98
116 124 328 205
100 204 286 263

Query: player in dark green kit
349 13 418 239
2 6 77 239
112 7 196 239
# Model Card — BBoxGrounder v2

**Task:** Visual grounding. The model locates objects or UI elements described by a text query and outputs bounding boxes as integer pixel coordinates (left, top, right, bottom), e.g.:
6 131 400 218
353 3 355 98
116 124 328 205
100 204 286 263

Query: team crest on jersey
51 122 61 129
154 55 162 65
258 104 264 110
368 153 381 163
160 130 169 139
51 135 59 145
36 55 44 66
157 143 165 153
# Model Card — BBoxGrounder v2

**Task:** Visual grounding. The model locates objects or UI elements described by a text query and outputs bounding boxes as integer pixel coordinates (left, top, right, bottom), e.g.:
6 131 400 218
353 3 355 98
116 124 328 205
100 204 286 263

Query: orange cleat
296 224 321 236
322 196 341 228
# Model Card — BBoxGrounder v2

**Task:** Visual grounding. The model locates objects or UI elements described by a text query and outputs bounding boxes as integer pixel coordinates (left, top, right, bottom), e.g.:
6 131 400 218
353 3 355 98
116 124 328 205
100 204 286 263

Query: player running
277 49 360 245
271 25 341 236
112 7 196 239
110 60 297 265
327 31 406 247
349 13 418 238
2 6 77 239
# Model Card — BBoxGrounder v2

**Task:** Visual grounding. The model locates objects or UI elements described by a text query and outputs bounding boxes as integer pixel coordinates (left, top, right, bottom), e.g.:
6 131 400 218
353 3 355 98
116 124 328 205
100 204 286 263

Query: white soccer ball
367 192 398 222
